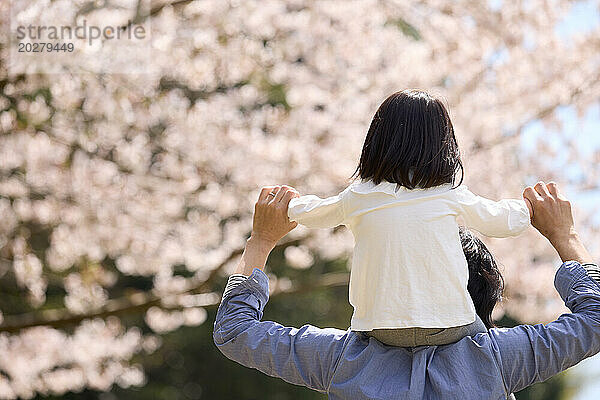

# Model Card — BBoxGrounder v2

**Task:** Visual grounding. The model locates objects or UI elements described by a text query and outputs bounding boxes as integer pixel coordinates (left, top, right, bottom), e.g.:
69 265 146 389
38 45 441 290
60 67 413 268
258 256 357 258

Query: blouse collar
349 179 454 197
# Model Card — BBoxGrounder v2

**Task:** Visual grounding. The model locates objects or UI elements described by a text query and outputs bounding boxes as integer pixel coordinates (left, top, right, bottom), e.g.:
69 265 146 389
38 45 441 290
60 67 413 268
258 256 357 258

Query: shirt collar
349 179 453 197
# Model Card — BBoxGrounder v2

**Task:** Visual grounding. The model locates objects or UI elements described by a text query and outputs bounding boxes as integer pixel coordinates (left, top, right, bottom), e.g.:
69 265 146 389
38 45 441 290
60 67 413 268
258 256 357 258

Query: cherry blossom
0 0 599 396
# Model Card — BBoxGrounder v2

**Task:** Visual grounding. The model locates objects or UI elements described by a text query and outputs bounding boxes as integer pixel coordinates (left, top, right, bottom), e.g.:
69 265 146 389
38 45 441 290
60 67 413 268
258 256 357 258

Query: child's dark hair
352 89 463 189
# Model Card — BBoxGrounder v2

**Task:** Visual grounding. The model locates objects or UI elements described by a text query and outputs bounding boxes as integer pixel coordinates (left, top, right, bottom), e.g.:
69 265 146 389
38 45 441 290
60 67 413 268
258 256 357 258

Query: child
287 89 531 347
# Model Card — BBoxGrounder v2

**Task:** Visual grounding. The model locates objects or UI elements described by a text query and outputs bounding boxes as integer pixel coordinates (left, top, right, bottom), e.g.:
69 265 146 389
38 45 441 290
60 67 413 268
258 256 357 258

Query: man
213 182 600 399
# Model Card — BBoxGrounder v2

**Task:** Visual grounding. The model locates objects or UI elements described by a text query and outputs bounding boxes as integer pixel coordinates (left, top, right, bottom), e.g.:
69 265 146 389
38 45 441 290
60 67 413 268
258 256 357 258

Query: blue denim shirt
213 262 600 399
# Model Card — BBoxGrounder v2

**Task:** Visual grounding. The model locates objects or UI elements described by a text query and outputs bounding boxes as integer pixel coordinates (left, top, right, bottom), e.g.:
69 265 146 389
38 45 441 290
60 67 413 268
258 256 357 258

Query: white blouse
288 180 530 331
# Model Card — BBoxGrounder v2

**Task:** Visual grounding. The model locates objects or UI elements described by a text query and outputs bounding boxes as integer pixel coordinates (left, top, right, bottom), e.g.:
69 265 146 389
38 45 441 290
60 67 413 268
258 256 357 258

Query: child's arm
454 186 531 238
287 187 349 229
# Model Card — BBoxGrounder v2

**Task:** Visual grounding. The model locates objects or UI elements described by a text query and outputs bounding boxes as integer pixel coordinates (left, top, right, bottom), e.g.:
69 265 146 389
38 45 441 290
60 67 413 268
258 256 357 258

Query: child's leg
366 327 422 347
365 316 487 347
421 315 487 346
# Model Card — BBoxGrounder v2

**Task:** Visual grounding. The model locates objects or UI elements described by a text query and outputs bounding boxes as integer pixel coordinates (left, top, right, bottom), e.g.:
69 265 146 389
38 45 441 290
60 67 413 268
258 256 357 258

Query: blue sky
555 0 600 37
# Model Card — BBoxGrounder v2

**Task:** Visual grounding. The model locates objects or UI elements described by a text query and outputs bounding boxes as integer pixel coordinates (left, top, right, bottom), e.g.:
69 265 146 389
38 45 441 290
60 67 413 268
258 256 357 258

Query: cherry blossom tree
0 0 599 397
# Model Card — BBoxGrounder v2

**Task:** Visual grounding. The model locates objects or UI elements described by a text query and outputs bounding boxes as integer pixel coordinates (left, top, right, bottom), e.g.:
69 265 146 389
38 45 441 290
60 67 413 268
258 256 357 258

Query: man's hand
523 182 574 243
251 185 300 247
233 185 300 276
523 181 592 264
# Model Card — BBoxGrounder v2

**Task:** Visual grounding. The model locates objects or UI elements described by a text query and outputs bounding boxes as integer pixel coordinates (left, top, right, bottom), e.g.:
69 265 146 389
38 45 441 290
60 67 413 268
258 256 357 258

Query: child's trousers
363 315 487 347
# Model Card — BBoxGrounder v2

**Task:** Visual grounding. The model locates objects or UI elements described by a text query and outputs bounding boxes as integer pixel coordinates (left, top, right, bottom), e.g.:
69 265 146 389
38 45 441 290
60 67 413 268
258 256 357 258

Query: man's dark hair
352 89 463 189
460 228 505 329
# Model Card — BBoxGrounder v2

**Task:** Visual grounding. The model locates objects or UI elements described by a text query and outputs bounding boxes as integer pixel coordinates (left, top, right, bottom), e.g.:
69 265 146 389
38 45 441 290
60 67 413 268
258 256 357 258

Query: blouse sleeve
453 186 531 238
287 187 350 229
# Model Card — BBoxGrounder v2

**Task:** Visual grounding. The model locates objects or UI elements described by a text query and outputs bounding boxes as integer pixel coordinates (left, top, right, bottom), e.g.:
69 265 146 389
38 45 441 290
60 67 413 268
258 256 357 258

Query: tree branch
0 237 307 333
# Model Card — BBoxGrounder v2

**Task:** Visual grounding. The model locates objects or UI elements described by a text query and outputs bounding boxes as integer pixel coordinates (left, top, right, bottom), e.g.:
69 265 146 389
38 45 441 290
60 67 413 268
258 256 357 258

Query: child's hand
523 196 534 222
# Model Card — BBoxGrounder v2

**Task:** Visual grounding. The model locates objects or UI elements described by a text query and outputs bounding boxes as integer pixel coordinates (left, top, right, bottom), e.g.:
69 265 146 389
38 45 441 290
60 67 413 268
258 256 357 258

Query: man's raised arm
213 185 349 393
493 182 600 394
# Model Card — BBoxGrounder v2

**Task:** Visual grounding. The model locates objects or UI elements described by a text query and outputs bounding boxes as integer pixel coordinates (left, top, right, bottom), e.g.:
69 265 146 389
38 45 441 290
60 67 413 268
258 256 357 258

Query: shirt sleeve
213 269 349 393
490 261 600 394
453 186 530 238
221 274 249 299
582 263 600 282
287 186 351 229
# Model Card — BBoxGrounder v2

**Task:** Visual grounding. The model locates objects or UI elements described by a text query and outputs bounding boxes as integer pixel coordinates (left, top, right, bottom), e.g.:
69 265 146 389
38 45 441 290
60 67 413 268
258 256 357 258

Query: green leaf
385 18 422 41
